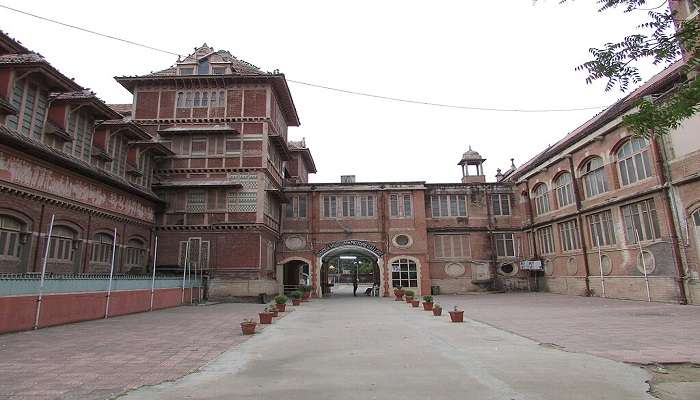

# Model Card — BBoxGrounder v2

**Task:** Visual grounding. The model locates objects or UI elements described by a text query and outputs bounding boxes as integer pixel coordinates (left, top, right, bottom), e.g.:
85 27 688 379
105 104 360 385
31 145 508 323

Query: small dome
460 146 483 161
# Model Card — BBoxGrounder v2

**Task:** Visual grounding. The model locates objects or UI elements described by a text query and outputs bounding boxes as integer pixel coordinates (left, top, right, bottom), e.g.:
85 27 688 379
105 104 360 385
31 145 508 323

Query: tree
555 1 700 136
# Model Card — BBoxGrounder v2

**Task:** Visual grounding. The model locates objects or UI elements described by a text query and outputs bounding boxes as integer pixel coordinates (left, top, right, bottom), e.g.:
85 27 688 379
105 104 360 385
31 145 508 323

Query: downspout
522 180 539 290
651 133 689 304
567 155 592 295
485 186 498 290
32 204 46 272
380 190 389 296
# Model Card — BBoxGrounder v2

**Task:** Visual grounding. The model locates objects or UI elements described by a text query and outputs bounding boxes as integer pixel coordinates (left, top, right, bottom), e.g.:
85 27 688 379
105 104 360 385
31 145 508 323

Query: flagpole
33 214 55 330
104 227 118 318
149 236 158 311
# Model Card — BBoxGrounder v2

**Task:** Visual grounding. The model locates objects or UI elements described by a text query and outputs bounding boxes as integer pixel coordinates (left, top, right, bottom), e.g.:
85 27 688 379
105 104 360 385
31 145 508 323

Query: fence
0 273 204 334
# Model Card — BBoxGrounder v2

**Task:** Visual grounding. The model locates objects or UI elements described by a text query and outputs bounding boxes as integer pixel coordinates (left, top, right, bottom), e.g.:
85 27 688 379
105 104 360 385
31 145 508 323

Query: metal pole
181 241 190 304
33 214 55 330
104 227 118 318
636 229 651 302
193 259 197 304
189 259 193 305
149 236 158 311
595 232 606 297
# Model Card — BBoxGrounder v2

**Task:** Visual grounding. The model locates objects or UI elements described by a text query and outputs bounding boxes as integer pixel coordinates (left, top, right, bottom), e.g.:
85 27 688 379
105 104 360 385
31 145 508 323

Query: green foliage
300 285 313 293
549 1 700 136
422 295 434 303
274 294 288 304
290 290 302 299
404 289 415 297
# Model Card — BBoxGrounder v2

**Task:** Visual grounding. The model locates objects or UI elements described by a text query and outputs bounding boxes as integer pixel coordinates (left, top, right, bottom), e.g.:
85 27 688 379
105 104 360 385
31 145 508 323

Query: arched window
617 137 653 186
193 92 201 107
219 91 225 107
533 184 550 216
201 92 209 108
0 215 22 258
391 258 417 288
581 157 608 198
125 238 146 267
176 92 185 108
185 92 194 108
554 172 574 208
210 91 218 108
91 233 114 264
48 226 76 262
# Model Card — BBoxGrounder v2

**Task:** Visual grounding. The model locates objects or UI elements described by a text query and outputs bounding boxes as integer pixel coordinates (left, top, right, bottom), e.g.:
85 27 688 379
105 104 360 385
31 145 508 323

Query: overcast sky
1 0 670 183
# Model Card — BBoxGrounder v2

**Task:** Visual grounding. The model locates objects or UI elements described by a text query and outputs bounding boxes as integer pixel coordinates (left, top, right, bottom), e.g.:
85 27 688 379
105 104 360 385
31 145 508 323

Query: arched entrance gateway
316 240 386 298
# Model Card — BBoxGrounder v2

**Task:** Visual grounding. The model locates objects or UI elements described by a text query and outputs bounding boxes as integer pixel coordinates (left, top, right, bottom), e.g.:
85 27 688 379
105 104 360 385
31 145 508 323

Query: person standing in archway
352 276 358 297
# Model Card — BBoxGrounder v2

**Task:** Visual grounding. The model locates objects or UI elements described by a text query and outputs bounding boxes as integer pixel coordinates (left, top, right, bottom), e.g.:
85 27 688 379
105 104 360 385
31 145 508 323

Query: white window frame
533 184 550 216
617 137 653 187
581 157 608 198
554 172 574 208
536 226 555 255
588 210 616 248
430 194 467 218
494 232 516 257
621 199 661 243
558 219 581 252
491 193 511 216
390 193 413 218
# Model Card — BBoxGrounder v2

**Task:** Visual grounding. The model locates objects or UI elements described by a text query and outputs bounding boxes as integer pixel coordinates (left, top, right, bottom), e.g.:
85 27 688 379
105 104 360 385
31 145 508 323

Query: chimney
341 175 356 183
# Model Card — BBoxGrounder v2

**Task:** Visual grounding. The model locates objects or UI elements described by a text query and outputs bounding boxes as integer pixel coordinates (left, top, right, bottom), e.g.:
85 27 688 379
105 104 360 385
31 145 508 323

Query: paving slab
120 294 655 400
0 303 270 400
434 292 700 364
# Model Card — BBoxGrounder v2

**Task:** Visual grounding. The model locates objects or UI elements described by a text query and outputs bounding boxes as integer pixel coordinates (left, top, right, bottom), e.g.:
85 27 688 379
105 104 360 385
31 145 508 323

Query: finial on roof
510 158 515 168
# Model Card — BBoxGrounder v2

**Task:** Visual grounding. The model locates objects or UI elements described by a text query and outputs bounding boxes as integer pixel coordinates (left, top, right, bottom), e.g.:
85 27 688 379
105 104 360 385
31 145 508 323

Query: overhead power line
0 2 608 113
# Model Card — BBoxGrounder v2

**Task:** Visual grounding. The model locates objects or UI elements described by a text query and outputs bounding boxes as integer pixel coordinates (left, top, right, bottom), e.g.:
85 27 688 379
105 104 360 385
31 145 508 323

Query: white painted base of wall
208 278 279 299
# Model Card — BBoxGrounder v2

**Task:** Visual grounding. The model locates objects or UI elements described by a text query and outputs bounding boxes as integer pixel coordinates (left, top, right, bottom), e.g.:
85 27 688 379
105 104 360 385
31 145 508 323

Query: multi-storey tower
115 44 303 299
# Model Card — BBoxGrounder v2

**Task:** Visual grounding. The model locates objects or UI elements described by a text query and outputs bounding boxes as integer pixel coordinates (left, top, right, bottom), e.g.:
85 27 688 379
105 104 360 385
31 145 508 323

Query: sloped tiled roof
509 60 686 181
0 30 29 54
148 44 264 77
108 104 133 115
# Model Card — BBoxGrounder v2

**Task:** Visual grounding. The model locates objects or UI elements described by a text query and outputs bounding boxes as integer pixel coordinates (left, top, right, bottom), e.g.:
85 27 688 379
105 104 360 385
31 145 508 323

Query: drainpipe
567 155 592 295
522 180 540 290
485 186 498 290
651 133 689 304
379 190 389 296
32 204 46 272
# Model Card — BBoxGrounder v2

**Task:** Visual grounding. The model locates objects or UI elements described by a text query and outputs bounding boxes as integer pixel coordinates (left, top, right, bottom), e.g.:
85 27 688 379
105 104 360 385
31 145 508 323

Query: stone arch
386 255 423 297
315 242 386 298
276 256 313 294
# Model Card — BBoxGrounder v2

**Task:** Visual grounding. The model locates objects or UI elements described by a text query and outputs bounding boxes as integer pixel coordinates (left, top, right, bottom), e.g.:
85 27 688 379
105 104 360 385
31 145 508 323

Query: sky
0 0 671 183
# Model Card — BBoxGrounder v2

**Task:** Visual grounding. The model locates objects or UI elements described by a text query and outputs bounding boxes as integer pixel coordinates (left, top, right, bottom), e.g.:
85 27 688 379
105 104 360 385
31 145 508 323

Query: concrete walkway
120 296 654 400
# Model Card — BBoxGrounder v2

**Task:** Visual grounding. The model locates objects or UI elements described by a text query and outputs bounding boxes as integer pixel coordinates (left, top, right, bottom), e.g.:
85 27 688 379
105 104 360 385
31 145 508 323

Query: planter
276 303 286 312
433 308 442 316
422 302 434 311
241 322 257 335
269 309 279 317
411 300 420 308
302 291 311 301
448 310 464 323
395 295 404 301
292 298 301 306
259 312 273 325
405 296 414 303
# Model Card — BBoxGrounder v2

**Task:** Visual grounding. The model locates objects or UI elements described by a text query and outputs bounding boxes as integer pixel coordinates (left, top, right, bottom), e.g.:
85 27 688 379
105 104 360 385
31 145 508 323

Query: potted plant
290 290 302 306
301 285 312 301
448 306 464 323
422 295 434 311
275 294 288 312
393 287 405 301
259 309 273 324
404 289 415 303
241 318 257 335
411 298 420 308
432 303 442 316
267 305 279 317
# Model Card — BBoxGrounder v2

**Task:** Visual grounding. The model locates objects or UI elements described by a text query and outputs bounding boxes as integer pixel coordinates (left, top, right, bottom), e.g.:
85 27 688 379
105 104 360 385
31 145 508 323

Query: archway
279 258 311 294
315 241 386 298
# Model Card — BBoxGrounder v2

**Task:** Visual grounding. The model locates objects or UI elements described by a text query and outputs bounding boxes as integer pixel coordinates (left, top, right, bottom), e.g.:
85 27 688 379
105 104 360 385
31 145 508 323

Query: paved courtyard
435 293 700 364
1 293 699 399
0 303 269 400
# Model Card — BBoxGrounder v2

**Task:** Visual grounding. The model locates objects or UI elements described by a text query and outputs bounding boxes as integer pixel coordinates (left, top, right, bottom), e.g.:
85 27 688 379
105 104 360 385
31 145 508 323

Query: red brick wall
135 91 159 119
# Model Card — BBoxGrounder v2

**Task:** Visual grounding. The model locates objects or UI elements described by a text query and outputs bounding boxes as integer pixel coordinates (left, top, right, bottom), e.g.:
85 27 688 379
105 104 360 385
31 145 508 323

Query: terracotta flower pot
276 303 286 312
302 291 311 301
241 322 257 335
433 308 442 316
405 296 414 304
449 310 464 323
292 298 301 306
395 295 404 301
411 300 420 308
259 312 273 324
422 302 433 311
269 309 278 317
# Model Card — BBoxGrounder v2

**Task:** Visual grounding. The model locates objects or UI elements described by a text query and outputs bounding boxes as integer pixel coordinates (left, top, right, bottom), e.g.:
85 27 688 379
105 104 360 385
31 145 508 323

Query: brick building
2 0 700 306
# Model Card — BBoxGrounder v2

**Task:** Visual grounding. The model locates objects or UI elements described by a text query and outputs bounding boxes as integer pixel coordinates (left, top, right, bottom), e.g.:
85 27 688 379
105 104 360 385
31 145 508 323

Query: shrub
274 294 288 304
404 289 415 297
422 295 433 303
433 303 442 310
290 290 302 299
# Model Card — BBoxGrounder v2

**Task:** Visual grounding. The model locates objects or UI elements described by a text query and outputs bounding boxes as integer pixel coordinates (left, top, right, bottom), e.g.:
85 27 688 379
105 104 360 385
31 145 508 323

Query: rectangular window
389 193 412 218
391 259 418 288
298 196 307 218
187 191 206 212
390 194 399 217
285 195 307 219
342 195 356 217
5 79 47 141
491 194 511 216
621 199 661 243
433 235 470 259
430 194 467 217
558 220 581 252
359 195 374 217
587 210 616 248
323 196 337 218
494 233 516 257
403 194 412 217
191 138 208 156
536 226 555 255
